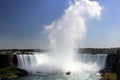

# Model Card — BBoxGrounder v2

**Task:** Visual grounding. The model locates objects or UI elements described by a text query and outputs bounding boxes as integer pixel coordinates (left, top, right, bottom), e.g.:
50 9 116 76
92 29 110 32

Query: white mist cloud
35 0 103 74
17 1 104 79
45 0 102 52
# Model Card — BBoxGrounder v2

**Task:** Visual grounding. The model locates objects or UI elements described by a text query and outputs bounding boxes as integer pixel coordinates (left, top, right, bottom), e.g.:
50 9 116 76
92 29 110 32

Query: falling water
16 53 107 80
17 53 107 72
17 0 104 80
44 0 102 73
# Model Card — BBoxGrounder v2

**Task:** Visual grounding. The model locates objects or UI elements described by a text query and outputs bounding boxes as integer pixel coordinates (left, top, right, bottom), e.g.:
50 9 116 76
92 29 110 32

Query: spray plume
45 0 102 51
17 0 103 76
44 0 102 72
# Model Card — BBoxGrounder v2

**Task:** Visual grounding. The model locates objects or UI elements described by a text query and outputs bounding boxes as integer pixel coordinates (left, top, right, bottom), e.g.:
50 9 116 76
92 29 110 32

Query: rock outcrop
0 54 9 68
0 53 28 80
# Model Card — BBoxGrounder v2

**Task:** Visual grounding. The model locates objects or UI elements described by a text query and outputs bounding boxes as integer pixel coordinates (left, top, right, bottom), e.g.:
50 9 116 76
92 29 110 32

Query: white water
17 0 103 79
44 0 102 73
45 0 102 63
17 53 107 73
17 53 107 80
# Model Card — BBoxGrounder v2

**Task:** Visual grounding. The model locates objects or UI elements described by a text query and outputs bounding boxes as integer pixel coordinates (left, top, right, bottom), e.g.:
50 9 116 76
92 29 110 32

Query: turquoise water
10 71 101 80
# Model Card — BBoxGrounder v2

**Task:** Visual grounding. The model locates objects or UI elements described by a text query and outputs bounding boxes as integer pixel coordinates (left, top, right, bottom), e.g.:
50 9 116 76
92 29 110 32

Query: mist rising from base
44 0 102 73
17 53 107 80
17 0 103 79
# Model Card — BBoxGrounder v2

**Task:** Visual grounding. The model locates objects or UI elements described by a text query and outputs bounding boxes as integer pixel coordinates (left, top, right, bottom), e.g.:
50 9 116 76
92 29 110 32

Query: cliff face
0 53 16 68
105 54 120 80
0 54 9 68
0 54 28 80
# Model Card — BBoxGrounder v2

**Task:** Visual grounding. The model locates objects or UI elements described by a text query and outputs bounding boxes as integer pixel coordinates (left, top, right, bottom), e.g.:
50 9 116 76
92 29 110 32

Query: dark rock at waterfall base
0 54 9 68
99 69 105 77
0 68 28 80
0 53 28 79
13 54 18 66
0 75 18 80
103 53 120 80
16 68 28 77
116 60 120 80
105 54 118 73
0 67 19 80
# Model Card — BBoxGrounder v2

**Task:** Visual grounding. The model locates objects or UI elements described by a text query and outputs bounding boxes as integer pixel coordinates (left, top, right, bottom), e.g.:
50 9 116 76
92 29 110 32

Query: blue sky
0 0 120 49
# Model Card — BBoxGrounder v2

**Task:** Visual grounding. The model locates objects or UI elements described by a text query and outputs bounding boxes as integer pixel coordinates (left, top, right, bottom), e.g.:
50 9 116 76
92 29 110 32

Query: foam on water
17 53 107 74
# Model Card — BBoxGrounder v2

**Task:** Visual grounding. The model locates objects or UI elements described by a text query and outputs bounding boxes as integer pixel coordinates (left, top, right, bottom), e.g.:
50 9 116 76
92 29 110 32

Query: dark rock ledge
0 54 28 80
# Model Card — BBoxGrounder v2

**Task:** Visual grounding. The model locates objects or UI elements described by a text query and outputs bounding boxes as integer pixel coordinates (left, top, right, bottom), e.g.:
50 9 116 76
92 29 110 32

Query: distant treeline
79 47 120 54
0 49 46 52
0 47 120 54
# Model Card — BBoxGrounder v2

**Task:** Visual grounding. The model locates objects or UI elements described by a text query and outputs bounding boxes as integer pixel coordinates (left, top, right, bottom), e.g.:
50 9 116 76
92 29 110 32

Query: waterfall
11 0 105 79
17 54 36 68
16 53 107 74
77 54 107 69
40 0 103 76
